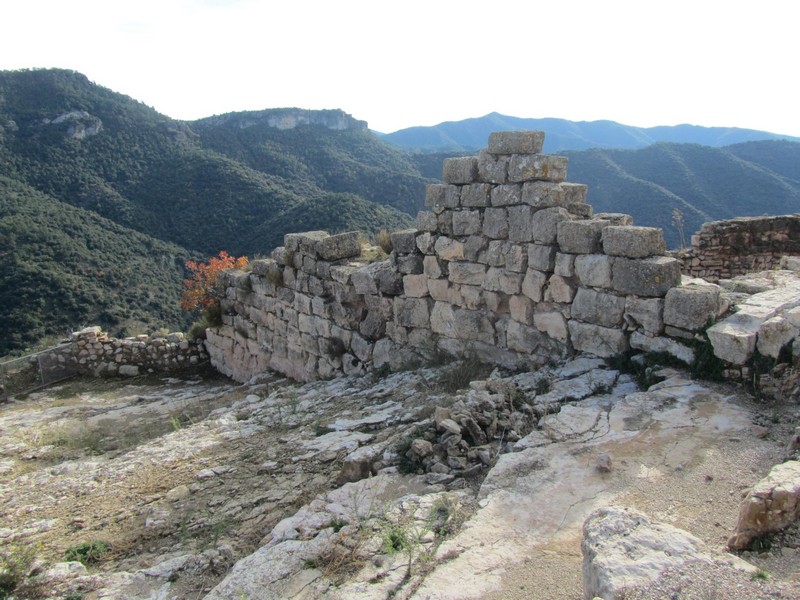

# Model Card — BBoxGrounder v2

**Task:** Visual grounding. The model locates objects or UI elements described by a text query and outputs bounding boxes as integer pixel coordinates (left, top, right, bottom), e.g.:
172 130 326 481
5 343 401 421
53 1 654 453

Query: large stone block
557 219 609 254
611 257 681 297
317 231 361 261
477 150 508 183
574 254 613 289
532 207 572 245
464 235 489 261
508 205 535 242
483 207 509 239
529 244 556 272
568 321 629 357
625 296 664 334
490 184 522 207
603 226 665 258
522 269 547 302
544 274 575 303
706 315 759 365
506 320 546 353
461 183 491 208
425 184 460 208
507 154 568 183
395 254 423 274
452 210 482 236
417 211 438 232
431 301 456 337
403 274 429 298
663 283 723 331
443 157 478 184
434 236 465 261
487 130 545 155
483 267 523 295
534 308 569 343
393 297 431 328
391 228 418 254
522 181 588 209
423 255 447 279
757 315 799 359
572 288 626 328
453 309 495 343
505 244 528 273
449 262 487 286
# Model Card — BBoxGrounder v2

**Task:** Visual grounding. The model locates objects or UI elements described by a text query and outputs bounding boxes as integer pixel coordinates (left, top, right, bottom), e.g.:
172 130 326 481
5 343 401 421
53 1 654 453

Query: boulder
728 460 800 550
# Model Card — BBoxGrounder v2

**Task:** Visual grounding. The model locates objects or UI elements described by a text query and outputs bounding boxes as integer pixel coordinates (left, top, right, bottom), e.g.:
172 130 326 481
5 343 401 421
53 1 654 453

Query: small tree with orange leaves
181 251 248 332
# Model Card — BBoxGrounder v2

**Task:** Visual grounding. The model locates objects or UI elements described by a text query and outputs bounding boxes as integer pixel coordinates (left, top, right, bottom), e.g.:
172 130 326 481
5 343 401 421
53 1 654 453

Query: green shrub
0 543 37 599
64 540 110 566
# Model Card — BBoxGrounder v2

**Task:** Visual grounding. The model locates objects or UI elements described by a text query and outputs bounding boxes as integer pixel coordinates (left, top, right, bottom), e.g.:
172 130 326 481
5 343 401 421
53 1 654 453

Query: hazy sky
3 0 799 136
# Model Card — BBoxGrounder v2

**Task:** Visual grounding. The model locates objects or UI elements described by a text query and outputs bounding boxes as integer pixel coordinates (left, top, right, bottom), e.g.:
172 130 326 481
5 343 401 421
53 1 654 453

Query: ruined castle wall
676 215 800 281
205 131 689 383
67 326 208 377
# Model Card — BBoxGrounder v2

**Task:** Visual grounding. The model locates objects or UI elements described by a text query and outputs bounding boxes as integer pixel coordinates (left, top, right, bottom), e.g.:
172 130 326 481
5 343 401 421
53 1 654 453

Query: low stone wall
676 215 800 281
55 326 208 377
206 131 702 383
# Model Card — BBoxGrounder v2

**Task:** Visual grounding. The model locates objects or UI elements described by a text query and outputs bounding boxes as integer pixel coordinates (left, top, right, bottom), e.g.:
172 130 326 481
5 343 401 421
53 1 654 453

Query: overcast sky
2 0 799 136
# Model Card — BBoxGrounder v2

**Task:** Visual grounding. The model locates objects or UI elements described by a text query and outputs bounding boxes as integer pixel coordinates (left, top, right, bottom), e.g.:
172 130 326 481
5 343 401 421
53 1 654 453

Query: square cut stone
522 181 588 209
461 183 492 207
603 226 666 258
443 157 479 184
425 184 460 208
488 131 545 155
483 207 509 239
477 150 508 183
390 229 418 254
532 207 572 245
452 210 482 236
508 154 568 183
612 256 681 297
491 184 523 207
557 219 610 254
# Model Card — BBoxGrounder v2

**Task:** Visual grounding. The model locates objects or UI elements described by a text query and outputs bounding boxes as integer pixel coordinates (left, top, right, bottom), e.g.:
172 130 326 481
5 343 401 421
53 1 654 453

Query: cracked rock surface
1 358 799 599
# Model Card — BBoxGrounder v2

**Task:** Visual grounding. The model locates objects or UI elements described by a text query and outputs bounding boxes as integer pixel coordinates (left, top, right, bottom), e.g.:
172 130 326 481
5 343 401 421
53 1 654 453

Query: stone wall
54 326 208 378
676 215 800 281
206 131 693 383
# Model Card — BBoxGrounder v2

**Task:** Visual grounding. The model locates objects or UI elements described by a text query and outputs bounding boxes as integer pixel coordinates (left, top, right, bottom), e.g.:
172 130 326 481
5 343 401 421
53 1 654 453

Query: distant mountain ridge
380 112 800 153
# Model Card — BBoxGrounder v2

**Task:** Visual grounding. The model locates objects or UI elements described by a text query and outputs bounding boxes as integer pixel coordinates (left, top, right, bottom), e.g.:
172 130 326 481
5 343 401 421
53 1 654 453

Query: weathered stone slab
574 254 612 289
430 302 456 337
509 295 534 325
487 130 545 155
611 256 681 297
316 231 361 261
557 219 608 254
522 181 588 209
507 320 545 353
417 210 438 232
403 274 429 298
569 321 629 357
664 283 723 331
453 309 495 343
572 288 626 328
630 331 694 364
544 275 575 303
534 310 568 342
706 315 759 365
443 157 478 184
602 226 665 258
583 507 709 600
507 154 568 183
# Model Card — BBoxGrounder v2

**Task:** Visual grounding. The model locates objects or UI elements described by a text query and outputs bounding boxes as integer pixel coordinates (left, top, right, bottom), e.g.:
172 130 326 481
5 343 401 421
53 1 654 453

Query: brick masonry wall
205 131 689 383
675 215 800 281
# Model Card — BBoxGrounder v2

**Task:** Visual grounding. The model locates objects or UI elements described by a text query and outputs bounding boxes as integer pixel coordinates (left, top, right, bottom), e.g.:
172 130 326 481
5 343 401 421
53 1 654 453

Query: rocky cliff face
198 108 368 131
